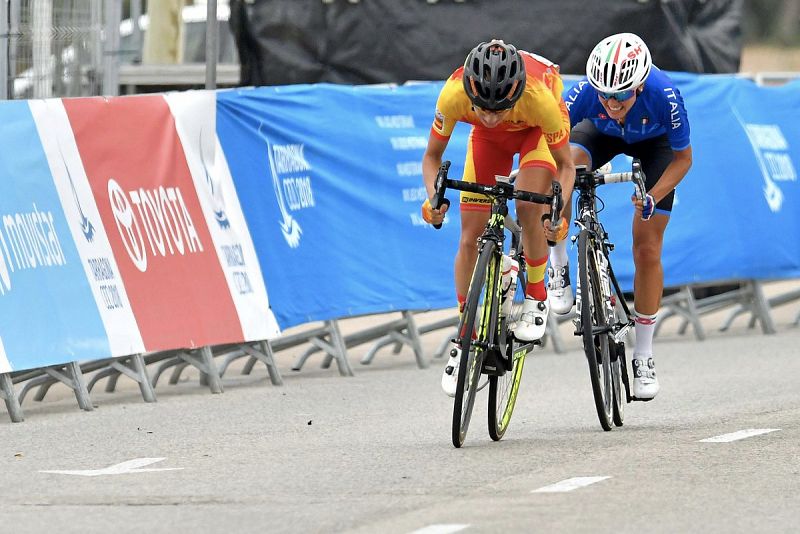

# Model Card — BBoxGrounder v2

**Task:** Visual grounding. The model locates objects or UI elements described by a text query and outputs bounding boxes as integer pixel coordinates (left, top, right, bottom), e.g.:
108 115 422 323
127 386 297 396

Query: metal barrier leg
360 336 387 365
403 311 427 369
326 320 354 377
681 286 706 340
18 363 93 411
111 355 157 403
131 354 157 402
151 357 181 388
658 286 705 340
235 341 283 386
242 356 258 375
87 367 115 393
434 329 458 360
720 304 747 332
750 280 776 334
359 312 428 368
218 348 246 377
290 321 353 376
33 379 56 402
195 346 224 393
0 373 24 423
169 361 191 385
67 362 93 411
105 371 121 393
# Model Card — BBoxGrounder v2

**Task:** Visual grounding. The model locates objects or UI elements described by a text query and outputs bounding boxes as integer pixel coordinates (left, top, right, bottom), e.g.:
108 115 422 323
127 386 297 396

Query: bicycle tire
577 229 614 431
452 241 498 448
488 265 529 441
611 340 625 427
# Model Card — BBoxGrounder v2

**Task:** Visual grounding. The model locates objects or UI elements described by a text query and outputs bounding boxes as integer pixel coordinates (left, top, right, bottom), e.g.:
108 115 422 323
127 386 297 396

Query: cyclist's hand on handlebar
543 216 569 243
422 198 449 226
631 192 656 221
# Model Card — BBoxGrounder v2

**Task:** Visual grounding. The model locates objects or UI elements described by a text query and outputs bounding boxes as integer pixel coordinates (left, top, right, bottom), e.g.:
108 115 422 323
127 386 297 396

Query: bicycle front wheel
488 342 527 441
452 241 499 448
488 263 529 441
577 229 614 431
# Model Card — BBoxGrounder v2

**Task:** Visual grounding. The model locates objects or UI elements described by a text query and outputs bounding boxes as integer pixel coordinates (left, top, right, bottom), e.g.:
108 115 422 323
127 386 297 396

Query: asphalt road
2 298 800 534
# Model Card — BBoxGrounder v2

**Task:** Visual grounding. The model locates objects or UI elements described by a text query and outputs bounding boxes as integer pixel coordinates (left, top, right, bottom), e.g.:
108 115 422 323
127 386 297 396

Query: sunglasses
597 89 636 102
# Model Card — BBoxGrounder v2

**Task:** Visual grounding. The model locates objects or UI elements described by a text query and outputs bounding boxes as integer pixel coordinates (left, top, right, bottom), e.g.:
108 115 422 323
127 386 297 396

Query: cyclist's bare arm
646 146 692 205
423 135 449 199
422 135 450 225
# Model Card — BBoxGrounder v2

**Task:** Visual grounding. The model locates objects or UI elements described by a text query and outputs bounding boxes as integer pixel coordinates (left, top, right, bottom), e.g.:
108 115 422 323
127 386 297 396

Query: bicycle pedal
631 396 655 403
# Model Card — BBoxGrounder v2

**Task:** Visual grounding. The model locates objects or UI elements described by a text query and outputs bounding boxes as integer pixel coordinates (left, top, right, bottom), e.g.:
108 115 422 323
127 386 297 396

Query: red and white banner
165 91 278 342
59 94 278 352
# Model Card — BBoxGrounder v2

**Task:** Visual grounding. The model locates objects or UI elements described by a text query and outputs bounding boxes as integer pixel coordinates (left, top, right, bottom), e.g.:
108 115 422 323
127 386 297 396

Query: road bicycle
572 159 648 431
431 161 562 448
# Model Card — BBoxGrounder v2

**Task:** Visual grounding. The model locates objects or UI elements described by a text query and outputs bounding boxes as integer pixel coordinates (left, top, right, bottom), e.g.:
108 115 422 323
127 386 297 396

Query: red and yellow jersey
431 51 570 148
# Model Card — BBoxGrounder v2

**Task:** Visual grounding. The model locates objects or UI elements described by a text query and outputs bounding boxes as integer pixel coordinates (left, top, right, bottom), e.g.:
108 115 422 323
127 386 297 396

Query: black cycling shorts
570 119 676 215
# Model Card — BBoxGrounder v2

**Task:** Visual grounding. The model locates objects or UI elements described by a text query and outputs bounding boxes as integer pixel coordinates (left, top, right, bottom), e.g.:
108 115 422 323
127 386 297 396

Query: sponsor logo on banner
0 203 67 297
259 122 316 248
63 95 244 350
742 123 796 212
165 91 279 341
62 152 96 242
28 98 145 356
108 178 204 273
199 129 231 230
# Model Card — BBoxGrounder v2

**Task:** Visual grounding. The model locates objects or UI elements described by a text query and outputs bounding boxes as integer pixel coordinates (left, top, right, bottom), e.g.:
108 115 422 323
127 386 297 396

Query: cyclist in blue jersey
545 33 692 400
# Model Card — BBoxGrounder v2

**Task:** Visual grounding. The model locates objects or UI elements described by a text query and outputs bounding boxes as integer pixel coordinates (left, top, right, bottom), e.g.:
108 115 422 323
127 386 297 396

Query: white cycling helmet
586 32 652 93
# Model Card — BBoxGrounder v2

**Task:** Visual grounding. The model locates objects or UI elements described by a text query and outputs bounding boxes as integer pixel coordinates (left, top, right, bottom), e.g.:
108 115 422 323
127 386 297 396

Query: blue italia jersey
564 66 691 150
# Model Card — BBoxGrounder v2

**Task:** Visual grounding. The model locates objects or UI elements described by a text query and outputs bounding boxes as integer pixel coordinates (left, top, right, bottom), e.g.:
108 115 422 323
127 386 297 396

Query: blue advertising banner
218 74 800 328
0 101 110 372
564 74 800 290
217 83 471 328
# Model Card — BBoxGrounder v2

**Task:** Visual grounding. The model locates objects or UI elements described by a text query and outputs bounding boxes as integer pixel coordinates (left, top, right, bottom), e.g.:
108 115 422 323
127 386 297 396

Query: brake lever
631 158 646 201
546 181 563 247
430 161 451 230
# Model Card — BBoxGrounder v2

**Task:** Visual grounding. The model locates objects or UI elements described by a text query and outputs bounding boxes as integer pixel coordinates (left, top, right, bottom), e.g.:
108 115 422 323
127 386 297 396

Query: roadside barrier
2 72 799 422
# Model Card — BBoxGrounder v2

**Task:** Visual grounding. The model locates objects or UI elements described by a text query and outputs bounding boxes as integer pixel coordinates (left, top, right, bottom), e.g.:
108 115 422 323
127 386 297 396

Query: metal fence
1 0 112 100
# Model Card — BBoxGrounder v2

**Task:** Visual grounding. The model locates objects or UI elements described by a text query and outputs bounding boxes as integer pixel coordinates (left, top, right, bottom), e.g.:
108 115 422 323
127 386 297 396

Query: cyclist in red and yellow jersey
421 40 574 397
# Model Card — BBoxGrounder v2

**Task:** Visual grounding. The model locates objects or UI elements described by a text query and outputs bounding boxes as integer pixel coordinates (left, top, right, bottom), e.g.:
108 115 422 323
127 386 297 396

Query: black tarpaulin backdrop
229 0 743 86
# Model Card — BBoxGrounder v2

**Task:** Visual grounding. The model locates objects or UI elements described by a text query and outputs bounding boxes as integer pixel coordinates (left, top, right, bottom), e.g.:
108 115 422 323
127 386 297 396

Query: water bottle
500 254 519 317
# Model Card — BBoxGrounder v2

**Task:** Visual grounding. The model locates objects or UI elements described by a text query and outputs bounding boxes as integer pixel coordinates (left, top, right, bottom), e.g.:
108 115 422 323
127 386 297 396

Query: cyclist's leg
627 136 675 399
455 127 515 305
566 119 625 223
513 128 557 340
442 128 512 396
551 120 621 313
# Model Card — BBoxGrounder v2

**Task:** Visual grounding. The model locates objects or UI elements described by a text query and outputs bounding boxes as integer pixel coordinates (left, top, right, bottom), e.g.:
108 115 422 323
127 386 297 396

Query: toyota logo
108 178 147 272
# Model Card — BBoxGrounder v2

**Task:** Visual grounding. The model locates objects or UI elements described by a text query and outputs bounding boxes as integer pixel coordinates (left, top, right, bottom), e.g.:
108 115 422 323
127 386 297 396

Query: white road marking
532 476 611 493
39 457 183 477
699 428 780 443
410 525 470 534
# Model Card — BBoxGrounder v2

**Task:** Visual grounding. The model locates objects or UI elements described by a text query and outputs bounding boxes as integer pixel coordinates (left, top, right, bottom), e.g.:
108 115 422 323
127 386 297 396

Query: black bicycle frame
574 169 634 334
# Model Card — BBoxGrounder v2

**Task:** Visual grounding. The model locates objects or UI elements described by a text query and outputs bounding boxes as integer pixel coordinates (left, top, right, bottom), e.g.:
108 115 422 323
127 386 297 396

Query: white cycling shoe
441 346 461 397
632 355 660 400
514 297 549 341
547 263 574 315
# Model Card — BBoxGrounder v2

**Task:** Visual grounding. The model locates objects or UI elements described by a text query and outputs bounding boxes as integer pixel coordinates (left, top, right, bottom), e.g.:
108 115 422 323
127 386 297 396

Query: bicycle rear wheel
452 241 499 448
611 340 625 427
577 229 614 431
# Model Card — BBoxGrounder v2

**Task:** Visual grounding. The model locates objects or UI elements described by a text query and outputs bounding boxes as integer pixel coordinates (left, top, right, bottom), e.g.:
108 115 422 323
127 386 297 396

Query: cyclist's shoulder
513 52 565 118
641 67 686 102
436 66 471 117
